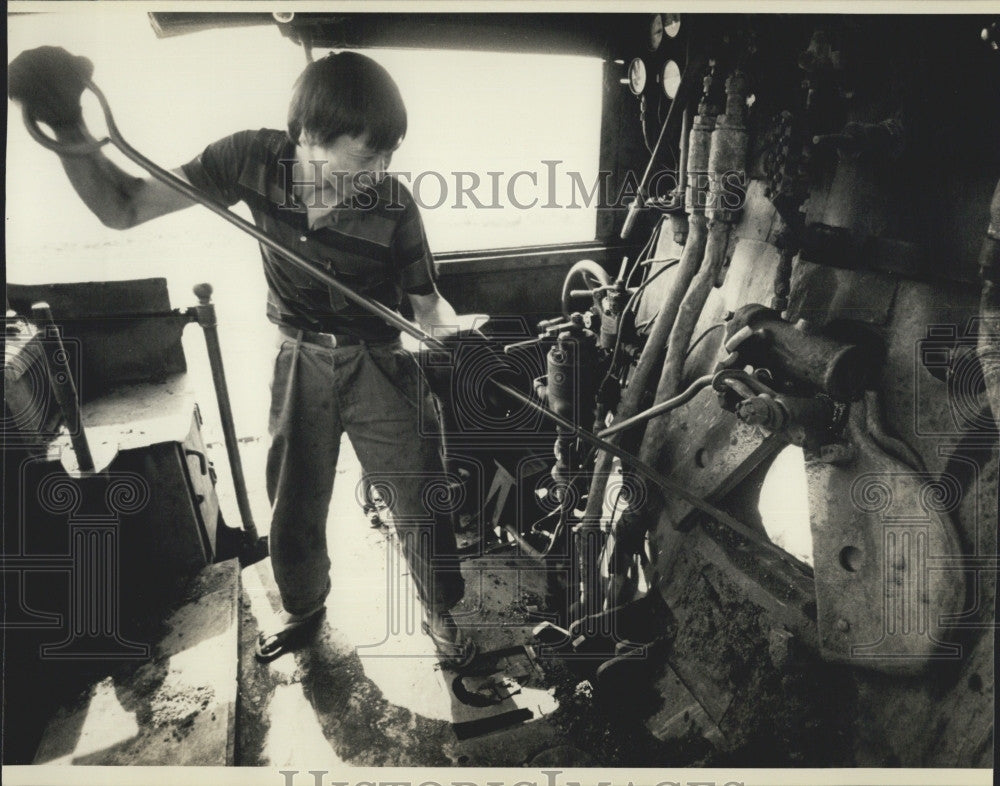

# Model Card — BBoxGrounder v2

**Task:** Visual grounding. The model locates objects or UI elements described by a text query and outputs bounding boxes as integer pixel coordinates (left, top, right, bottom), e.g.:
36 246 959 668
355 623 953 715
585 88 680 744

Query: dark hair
287 52 407 151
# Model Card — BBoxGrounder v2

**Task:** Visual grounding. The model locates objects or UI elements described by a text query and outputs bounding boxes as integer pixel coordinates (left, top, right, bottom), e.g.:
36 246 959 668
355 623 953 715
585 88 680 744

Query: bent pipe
18 80 778 551
573 232 705 616
597 374 715 439
628 220 735 530
651 219 731 428
575 91 718 610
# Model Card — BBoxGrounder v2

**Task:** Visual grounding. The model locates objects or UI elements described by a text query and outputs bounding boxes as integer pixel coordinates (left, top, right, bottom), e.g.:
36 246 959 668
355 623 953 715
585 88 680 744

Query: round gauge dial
664 13 681 39
662 59 681 99
649 14 664 51
628 58 647 95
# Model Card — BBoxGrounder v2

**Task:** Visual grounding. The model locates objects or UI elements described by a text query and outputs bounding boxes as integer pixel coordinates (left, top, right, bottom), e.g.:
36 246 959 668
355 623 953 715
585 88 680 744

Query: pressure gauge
662 59 681 99
627 58 647 95
663 13 681 39
649 14 664 51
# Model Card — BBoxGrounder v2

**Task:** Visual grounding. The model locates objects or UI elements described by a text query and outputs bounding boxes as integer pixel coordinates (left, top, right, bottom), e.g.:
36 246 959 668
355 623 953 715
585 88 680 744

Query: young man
9 47 475 667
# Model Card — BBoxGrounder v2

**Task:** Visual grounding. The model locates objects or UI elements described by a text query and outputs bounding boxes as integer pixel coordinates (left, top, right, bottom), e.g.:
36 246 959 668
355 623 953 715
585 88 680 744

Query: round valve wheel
560 259 610 319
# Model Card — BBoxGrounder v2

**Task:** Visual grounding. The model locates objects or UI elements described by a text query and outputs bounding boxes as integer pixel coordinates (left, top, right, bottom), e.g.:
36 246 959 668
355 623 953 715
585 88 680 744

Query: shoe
254 605 326 663
422 612 477 671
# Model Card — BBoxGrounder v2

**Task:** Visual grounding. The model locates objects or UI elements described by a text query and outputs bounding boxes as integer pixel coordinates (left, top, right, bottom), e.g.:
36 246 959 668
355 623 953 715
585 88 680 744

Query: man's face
296 132 394 208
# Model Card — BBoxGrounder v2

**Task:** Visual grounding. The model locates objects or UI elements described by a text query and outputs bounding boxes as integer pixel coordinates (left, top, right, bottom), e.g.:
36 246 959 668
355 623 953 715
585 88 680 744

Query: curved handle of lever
21 79 112 156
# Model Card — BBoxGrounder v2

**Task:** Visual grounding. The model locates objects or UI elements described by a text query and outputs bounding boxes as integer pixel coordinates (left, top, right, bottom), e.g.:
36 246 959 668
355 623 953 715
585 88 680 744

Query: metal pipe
674 108 692 208
502 521 545 559
577 216 710 533
191 283 259 541
575 70 739 617
30 302 95 473
597 374 714 438
640 70 750 470
656 221 730 401
603 70 752 562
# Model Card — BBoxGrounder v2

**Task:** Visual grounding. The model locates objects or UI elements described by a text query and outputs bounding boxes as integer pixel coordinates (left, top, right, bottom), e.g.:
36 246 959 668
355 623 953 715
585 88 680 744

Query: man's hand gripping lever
8 46 109 156
418 330 524 425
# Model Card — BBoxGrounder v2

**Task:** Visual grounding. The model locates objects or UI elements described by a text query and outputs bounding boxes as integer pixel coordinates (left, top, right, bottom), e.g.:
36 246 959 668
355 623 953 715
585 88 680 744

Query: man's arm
52 124 197 230
9 46 197 230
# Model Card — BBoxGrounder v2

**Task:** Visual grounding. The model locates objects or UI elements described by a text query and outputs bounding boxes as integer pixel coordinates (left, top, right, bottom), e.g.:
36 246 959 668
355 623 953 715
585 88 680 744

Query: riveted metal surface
804 401 966 674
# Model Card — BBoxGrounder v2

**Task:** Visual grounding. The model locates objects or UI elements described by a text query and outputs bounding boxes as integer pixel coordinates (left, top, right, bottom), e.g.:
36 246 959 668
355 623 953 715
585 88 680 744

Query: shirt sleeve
181 130 258 207
391 196 437 296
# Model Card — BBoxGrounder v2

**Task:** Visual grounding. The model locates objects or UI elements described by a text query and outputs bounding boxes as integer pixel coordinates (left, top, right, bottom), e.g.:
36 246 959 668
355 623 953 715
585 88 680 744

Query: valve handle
21 79 113 156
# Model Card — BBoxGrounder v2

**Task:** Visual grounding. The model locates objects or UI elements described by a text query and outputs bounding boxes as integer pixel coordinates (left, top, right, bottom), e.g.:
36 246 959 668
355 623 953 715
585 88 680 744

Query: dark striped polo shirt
182 128 436 342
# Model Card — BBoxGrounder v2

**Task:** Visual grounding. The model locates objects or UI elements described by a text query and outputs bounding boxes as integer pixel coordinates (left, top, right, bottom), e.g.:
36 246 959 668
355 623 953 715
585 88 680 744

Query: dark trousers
265 330 465 617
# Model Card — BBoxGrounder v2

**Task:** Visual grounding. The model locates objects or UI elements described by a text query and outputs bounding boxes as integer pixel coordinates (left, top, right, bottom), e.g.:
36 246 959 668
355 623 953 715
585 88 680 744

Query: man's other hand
420 330 523 421
8 46 94 129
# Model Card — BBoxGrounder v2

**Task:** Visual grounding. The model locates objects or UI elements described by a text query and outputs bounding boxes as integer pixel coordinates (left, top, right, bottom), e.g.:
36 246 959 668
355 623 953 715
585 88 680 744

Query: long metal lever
191 283 258 541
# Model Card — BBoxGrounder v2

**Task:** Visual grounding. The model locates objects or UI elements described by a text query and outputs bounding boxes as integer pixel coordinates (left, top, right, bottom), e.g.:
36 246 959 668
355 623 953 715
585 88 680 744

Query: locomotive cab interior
3 8 998 774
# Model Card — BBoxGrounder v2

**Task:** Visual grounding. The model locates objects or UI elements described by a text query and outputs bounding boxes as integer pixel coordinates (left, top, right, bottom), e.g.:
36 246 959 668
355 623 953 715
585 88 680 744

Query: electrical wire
629 257 680 312
624 259 681 326
630 216 664 276
683 322 726 361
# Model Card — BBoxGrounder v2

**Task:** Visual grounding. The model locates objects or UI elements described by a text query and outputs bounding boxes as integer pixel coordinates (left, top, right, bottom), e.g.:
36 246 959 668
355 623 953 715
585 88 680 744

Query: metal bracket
804 398 966 673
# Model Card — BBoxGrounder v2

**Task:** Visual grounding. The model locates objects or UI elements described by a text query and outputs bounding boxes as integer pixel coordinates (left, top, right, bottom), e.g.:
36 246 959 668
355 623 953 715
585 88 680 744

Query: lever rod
191 283 259 542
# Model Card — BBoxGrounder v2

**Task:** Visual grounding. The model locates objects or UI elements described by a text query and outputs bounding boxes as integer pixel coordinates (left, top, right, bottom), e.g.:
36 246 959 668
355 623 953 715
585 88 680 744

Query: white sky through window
7 10 603 277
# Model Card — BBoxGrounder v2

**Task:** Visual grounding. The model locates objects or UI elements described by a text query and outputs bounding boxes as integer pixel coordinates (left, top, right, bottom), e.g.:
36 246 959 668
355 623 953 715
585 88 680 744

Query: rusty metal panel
785 259 898 327
112 439 210 576
804 403 966 674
